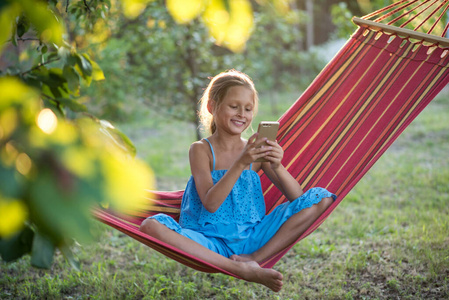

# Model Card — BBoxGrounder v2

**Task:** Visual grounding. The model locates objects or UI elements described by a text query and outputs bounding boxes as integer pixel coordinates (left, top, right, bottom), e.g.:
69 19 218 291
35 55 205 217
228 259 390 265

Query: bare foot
230 254 254 262
238 260 283 292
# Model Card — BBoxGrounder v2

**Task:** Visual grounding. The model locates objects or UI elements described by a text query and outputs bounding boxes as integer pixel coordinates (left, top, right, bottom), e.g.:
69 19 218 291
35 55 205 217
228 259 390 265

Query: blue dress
149 139 336 258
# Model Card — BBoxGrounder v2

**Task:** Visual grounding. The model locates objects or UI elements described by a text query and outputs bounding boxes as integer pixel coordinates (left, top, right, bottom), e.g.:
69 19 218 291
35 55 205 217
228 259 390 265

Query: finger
265 141 283 154
257 145 272 154
265 155 282 165
254 136 268 148
266 139 280 146
263 155 278 164
248 132 259 145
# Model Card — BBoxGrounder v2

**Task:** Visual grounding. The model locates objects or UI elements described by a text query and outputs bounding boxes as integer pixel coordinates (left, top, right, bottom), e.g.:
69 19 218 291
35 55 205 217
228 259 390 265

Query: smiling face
212 85 255 136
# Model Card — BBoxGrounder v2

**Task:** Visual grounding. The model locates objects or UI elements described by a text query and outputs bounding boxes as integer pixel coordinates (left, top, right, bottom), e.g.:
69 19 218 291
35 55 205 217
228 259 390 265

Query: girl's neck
207 131 248 171
209 131 245 150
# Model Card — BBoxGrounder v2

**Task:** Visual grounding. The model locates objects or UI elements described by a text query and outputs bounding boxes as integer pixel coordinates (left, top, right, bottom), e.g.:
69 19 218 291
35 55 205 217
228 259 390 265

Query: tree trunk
306 0 314 50
183 25 202 140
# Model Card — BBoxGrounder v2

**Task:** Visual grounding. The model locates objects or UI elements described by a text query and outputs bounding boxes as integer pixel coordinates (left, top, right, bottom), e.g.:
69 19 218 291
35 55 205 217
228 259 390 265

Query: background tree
85 0 328 138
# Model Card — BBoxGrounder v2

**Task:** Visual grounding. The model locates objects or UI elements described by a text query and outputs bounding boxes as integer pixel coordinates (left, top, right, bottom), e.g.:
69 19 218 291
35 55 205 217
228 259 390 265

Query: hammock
95 0 449 277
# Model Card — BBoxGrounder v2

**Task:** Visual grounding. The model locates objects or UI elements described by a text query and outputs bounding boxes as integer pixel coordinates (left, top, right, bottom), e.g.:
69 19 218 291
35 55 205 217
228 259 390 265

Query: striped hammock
95 0 449 277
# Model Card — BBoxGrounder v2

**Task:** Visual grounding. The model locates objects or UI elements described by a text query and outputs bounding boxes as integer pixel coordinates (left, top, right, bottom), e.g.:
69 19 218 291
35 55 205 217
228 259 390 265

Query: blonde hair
199 70 259 134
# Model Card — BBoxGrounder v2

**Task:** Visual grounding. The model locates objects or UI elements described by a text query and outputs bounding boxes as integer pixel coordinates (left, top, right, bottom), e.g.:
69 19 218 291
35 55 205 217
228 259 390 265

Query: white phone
255 121 279 162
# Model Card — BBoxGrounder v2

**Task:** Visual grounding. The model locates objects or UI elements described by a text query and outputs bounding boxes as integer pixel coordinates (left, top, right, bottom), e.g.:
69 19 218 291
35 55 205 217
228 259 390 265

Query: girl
140 70 336 292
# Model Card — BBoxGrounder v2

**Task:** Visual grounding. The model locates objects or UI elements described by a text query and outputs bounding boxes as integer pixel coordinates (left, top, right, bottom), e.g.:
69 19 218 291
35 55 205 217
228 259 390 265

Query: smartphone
255 121 279 162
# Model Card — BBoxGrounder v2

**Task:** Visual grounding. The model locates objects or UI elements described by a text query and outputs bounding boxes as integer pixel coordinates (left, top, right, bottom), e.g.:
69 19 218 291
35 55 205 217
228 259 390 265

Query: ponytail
210 118 217 134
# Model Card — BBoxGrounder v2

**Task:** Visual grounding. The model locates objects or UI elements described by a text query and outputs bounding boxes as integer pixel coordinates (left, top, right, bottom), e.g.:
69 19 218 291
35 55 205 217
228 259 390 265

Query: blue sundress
149 138 336 257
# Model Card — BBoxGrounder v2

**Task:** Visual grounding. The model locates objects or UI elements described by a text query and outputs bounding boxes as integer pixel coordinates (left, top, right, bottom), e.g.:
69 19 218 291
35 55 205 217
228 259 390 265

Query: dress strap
203 138 216 171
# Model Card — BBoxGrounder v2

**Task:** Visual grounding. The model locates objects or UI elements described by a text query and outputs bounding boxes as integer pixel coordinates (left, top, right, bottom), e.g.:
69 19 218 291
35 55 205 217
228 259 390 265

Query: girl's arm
261 140 303 201
190 135 270 213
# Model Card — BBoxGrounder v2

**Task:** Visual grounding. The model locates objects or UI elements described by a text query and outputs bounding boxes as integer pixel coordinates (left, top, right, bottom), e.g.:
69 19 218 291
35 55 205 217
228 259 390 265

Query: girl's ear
207 100 215 114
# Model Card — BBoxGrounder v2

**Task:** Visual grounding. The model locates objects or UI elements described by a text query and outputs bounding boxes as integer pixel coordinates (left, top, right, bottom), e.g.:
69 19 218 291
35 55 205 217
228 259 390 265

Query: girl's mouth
232 119 245 127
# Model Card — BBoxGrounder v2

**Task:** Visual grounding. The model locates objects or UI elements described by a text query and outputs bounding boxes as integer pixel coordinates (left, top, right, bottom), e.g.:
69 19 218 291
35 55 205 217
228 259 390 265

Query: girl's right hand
238 133 272 166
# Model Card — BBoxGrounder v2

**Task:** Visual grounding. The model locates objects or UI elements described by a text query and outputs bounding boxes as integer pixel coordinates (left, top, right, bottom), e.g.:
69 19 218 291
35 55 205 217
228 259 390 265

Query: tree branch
83 0 91 12
17 37 40 42
21 57 60 75
41 94 64 115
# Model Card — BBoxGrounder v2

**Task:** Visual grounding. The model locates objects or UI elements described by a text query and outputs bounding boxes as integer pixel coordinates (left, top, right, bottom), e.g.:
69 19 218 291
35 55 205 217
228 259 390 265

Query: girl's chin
227 127 247 136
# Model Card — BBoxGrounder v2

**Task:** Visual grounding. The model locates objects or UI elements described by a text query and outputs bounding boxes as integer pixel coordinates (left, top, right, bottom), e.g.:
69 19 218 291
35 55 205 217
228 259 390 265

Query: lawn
1 89 448 299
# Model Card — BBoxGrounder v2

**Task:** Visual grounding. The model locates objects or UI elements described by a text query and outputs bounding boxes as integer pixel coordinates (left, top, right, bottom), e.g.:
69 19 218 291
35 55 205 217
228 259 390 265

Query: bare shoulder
189 140 210 156
189 139 213 171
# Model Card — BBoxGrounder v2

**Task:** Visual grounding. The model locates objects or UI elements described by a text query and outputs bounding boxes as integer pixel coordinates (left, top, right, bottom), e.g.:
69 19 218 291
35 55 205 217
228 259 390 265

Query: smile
232 119 245 127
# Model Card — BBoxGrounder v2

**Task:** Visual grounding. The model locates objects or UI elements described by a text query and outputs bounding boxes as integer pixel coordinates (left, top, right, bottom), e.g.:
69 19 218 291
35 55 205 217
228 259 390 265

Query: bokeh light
16 153 32 176
37 108 58 134
0 198 27 238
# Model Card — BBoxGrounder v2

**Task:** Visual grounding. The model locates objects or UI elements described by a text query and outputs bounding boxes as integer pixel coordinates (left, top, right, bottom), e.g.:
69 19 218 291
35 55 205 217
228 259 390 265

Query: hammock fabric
95 1 449 278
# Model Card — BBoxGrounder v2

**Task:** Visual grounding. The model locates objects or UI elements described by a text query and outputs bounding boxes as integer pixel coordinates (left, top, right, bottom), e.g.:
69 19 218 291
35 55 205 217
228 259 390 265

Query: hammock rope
363 0 449 37
95 1 449 276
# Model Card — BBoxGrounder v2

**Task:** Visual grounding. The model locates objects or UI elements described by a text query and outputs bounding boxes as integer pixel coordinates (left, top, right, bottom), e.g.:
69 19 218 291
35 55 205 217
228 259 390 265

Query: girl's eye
230 106 237 109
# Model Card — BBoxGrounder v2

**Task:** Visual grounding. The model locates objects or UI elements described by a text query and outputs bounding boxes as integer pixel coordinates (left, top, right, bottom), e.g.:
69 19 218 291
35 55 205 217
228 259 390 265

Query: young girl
140 70 336 292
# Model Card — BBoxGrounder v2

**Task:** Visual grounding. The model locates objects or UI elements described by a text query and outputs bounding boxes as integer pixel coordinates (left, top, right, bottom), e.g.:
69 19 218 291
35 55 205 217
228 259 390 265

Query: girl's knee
317 197 333 212
306 197 332 217
323 196 333 207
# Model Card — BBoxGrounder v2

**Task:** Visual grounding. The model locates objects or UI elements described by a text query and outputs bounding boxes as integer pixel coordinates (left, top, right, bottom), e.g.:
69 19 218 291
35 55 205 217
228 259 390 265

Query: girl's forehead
223 86 254 103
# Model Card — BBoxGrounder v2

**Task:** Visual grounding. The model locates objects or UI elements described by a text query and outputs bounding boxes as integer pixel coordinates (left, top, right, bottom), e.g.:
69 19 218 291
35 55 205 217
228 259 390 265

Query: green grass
1 89 448 299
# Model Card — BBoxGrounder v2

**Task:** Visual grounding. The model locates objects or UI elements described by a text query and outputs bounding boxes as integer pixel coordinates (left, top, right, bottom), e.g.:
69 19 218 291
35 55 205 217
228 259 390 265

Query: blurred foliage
0 0 393 269
85 0 327 138
330 0 388 38
330 0 449 39
0 75 154 268
0 0 154 269
331 2 357 39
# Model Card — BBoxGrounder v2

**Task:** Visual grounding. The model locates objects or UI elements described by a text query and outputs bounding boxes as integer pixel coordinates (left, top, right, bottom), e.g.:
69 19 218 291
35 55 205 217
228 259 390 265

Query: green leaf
89 58 105 81
0 1 9 10
29 171 94 245
0 226 34 262
0 3 18 53
59 244 80 271
55 97 87 112
44 98 66 117
0 166 21 198
17 15 30 37
57 46 71 63
20 0 64 46
67 52 78 67
74 54 93 86
63 65 80 95
31 231 55 269
75 54 93 77
47 52 59 61
99 120 137 156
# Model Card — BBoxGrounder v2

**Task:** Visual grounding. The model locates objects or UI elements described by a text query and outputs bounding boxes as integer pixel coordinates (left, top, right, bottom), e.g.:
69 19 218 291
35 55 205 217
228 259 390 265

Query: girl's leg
232 197 333 264
139 218 284 292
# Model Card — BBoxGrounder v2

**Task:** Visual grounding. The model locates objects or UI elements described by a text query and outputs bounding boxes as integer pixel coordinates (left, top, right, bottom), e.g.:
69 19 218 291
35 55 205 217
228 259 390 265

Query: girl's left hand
263 140 284 169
